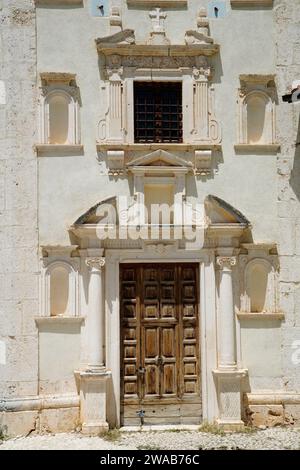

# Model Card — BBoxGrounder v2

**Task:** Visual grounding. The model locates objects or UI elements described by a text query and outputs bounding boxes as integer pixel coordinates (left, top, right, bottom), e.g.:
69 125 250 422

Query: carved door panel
120 263 201 425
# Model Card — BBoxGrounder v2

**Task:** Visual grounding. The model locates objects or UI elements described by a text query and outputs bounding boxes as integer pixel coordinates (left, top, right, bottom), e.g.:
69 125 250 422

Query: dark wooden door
120 263 201 425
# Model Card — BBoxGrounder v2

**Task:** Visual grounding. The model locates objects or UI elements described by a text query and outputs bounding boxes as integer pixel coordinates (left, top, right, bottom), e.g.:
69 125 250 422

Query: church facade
1 0 300 436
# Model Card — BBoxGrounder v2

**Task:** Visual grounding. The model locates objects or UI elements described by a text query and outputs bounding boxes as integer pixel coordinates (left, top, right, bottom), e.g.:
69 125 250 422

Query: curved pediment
205 195 250 226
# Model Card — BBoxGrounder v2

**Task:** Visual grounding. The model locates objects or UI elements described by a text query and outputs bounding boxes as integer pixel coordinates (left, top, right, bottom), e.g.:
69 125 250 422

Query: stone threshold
119 424 201 432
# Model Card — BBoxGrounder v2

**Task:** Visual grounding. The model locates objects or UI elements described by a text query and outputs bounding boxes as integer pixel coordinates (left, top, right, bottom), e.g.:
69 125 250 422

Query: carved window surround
230 0 273 6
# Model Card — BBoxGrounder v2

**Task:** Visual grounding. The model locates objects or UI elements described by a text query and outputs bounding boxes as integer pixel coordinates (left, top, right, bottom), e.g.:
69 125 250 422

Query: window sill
36 0 83 5
237 312 284 320
231 0 273 6
35 316 85 326
127 0 187 6
35 144 84 156
97 142 222 151
234 144 280 154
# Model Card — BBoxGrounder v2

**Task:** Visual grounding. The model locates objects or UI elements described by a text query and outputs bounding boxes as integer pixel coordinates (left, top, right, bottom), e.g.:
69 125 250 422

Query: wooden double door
120 263 201 425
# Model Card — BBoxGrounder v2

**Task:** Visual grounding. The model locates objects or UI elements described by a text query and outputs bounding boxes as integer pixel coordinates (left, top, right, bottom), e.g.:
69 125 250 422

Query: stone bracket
194 150 212 175
107 150 125 176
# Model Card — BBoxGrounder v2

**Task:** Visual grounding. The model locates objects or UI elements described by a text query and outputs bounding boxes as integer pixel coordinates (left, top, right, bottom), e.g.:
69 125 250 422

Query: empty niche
48 92 70 144
50 265 70 316
245 259 273 313
246 93 269 144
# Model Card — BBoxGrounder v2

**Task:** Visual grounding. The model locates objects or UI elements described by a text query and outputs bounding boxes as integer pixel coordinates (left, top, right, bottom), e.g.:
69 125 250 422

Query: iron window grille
134 82 183 143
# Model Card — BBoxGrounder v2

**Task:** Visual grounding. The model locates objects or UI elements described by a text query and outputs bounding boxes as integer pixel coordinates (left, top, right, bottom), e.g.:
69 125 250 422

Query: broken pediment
185 30 214 45
205 195 250 226
96 29 136 47
127 149 193 169
73 197 118 225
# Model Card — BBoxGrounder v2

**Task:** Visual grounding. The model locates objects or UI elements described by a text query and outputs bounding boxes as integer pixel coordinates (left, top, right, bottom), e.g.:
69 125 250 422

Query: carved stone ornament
217 257 237 270
185 8 214 45
86 258 106 271
96 29 136 47
107 150 125 176
194 150 212 175
147 8 170 45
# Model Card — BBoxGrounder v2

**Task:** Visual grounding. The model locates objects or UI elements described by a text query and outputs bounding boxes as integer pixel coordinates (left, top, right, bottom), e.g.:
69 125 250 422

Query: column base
76 368 112 436
81 422 109 436
216 419 245 432
213 369 248 427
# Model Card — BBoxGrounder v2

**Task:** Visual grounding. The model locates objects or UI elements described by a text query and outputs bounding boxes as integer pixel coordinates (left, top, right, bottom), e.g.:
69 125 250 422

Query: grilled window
134 82 183 143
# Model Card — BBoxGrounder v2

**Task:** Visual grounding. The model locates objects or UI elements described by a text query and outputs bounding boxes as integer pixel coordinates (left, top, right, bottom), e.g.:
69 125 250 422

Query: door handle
137 366 145 375
156 356 164 367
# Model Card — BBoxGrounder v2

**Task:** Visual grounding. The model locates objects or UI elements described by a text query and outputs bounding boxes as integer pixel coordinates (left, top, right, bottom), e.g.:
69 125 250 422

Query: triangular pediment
205 195 250 225
127 150 192 168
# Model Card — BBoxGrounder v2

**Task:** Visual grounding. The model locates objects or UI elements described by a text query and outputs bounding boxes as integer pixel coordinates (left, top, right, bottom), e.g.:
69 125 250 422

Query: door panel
120 263 201 425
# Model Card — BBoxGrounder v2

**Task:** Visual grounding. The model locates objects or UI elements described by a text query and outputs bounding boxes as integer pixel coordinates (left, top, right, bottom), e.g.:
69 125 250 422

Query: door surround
104 248 218 428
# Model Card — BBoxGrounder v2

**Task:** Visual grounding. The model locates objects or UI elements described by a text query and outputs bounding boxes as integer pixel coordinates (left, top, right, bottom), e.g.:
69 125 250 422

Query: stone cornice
97 43 219 57
127 0 187 6
231 0 273 6
40 73 77 86
36 0 83 5
96 143 221 152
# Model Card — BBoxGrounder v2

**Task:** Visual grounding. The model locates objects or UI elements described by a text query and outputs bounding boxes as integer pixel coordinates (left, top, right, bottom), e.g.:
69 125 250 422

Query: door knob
156 356 164 366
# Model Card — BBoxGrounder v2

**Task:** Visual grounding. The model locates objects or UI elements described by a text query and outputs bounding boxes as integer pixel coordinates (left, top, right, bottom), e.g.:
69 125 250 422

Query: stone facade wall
275 0 300 392
245 0 300 428
0 0 39 434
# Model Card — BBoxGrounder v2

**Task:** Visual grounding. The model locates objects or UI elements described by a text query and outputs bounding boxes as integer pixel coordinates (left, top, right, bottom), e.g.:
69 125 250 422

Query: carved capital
86 258 106 271
106 55 123 81
217 257 237 270
193 56 212 80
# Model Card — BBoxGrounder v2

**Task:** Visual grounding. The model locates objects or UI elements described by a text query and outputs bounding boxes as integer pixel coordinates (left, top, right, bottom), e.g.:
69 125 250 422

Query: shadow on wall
290 114 300 202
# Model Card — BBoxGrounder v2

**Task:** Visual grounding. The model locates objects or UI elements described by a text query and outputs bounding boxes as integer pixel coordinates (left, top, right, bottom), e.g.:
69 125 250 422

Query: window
134 82 182 143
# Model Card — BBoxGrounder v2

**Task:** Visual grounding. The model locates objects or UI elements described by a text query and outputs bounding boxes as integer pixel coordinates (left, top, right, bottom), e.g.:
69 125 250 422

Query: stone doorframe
104 248 218 428
70 195 250 432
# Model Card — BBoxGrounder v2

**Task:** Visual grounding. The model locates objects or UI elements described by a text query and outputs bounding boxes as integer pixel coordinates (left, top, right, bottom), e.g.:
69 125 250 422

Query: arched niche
244 259 274 313
48 92 70 144
40 86 80 146
44 261 77 317
245 91 271 145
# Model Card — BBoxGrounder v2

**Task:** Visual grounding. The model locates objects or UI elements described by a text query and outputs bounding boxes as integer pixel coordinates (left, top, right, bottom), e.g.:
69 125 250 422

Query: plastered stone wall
275 0 300 393
0 0 39 403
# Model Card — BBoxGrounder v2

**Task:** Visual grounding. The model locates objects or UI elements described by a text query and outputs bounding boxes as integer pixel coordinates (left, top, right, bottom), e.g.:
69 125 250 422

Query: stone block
0 410 38 438
246 405 284 428
39 407 79 434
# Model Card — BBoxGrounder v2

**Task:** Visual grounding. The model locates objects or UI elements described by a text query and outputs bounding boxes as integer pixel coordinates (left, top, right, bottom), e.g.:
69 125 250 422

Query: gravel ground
1 428 300 450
